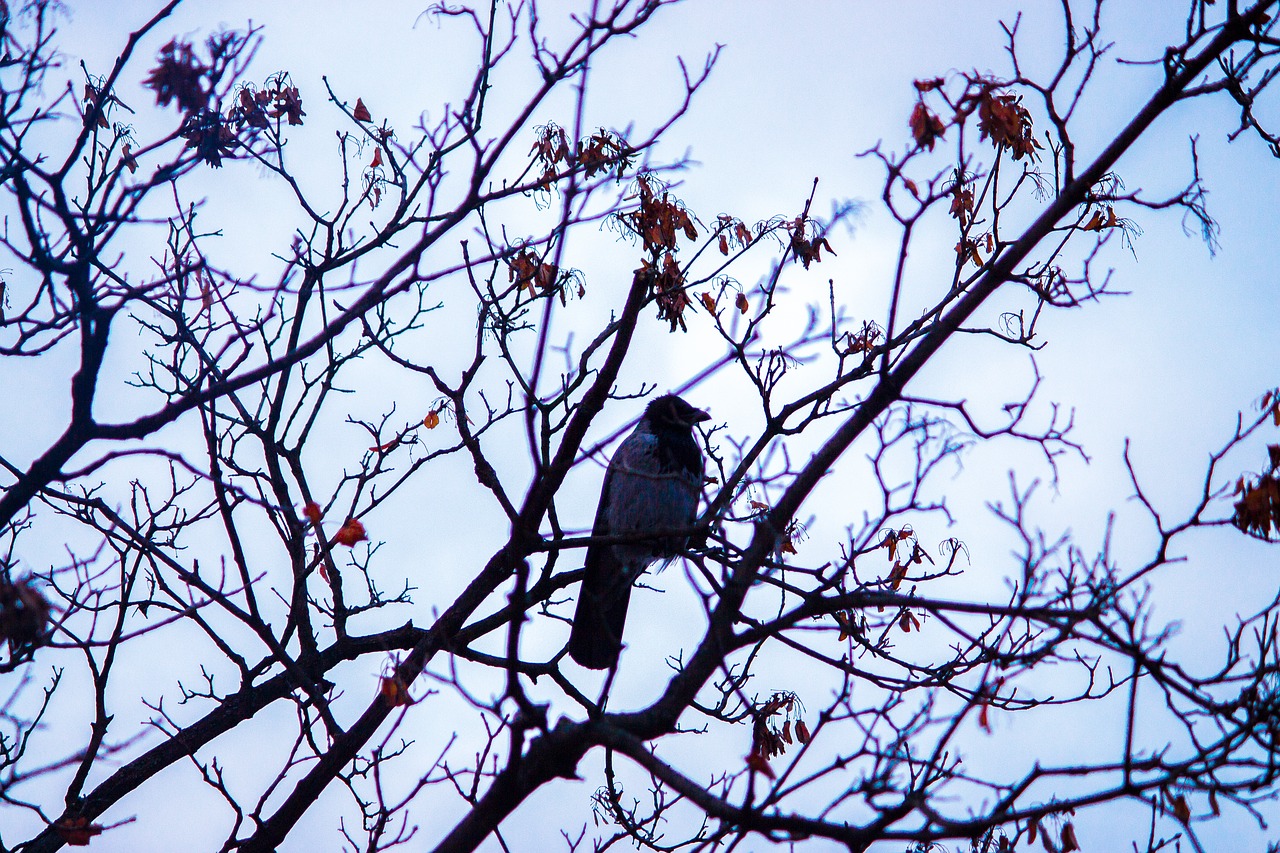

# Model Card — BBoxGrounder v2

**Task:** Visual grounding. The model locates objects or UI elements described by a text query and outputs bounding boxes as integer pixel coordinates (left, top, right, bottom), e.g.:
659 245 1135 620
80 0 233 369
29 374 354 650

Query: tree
1 0 1279 850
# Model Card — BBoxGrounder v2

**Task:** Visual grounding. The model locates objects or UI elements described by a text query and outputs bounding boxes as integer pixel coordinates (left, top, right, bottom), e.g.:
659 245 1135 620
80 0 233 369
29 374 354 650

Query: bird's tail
568 549 634 670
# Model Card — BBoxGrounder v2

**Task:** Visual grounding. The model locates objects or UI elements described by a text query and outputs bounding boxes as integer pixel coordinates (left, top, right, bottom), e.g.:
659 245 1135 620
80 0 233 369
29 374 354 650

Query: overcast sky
4 2 1279 850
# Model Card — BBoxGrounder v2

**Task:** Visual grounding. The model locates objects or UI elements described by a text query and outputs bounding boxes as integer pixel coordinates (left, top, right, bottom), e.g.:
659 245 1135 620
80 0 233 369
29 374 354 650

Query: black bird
568 394 710 670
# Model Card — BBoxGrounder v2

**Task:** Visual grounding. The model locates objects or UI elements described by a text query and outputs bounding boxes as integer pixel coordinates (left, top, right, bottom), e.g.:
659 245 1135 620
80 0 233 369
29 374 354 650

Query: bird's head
645 394 710 430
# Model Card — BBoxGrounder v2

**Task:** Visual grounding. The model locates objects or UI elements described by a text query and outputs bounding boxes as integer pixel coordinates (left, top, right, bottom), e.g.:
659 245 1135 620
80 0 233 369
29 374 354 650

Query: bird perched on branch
568 394 710 670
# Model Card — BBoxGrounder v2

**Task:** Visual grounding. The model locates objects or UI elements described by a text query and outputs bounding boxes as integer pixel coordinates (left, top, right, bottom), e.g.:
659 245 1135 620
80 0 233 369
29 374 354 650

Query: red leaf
334 518 368 547
745 750 776 778
353 98 372 122
55 818 103 847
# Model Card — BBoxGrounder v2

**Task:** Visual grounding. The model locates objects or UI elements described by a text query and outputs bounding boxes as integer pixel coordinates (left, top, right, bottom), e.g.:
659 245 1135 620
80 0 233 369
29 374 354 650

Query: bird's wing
569 443 633 669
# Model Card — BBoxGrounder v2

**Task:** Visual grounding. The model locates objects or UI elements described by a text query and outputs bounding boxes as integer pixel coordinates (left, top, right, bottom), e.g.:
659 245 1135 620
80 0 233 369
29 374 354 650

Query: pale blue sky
2 2 1277 850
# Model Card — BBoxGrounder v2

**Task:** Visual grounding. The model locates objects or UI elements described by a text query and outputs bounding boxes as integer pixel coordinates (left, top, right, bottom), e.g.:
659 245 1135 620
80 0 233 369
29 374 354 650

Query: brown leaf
1060 821 1080 852
909 101 946 151
55 818 103 847
700 292 717 312
735 292 749 314
353 97 372 122
1171 794 1191 824
795 719 811 744
745 749 775 778
424 410 441 429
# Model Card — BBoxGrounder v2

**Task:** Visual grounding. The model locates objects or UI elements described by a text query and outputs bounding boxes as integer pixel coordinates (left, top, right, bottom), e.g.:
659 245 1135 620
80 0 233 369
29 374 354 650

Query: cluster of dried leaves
910 76 1041 162
142 37 305 167
1232 446 1280 538
0 574 49 657
507 248 583 305
620 175 700 330
530 122 633 185
746 691 811 778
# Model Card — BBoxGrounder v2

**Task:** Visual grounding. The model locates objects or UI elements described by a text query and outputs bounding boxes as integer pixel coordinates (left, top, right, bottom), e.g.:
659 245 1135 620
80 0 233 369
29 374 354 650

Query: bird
568 394 710 670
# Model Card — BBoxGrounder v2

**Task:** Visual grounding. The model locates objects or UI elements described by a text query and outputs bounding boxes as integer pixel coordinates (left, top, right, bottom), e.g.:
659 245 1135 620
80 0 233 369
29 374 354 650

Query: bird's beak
692 407 711 423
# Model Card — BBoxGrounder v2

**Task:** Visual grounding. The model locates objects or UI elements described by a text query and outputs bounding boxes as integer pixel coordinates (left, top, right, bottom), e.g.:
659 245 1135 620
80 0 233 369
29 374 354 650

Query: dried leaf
745 750 775 778
380 674 413 706
1060 821 1080 852
353 97 372 122
1171 794 1191 824
735 293 749 314
54 818 103 847
700 292 717 312
302 501 323 525
424 410 441 429
795 719 811 743
910 101 946 151
334 518 367 547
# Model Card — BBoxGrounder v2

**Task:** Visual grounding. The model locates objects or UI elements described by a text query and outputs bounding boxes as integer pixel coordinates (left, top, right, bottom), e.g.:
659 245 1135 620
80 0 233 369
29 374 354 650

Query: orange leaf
334 518 367 547
423 410 440 429
978 699 992 733
718 234 729 255
353 98 371 122
302 501 323 525
381 674 413 706
1083 210 1105 231
700 292 717 312
371 148 383 168
903 177 919 198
